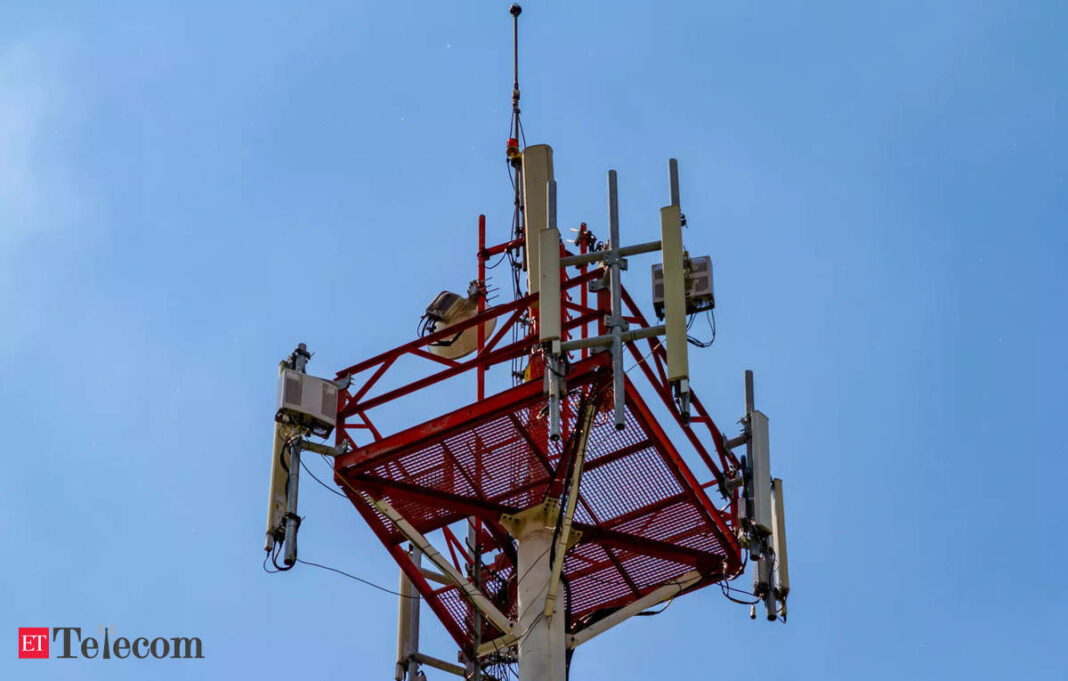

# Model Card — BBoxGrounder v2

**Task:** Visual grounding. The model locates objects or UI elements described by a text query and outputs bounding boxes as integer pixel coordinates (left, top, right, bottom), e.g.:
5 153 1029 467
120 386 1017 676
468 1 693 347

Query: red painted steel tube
334 294 533 380
477 214 486 402
344 335 540 415
327 227 755 651
336 356 610 472
579 222 589 360
483 237 523 257
351 475 722 570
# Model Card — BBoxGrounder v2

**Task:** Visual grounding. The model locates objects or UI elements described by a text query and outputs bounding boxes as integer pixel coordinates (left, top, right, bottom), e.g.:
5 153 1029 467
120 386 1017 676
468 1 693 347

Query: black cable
721 580 760 599
625 341 662 374
516 115 527 148
279 442 290 474
271 542 293 572
720 573 761 605
546 392 592 580
300 456 347 499
545 353 570 378
418 314 439 339
504 4 528 391
515 545 553 588
686 309 716 347
518 614 543 645
310 451 526 603
262 550 280 574
720 586 761 606
635 598 674 616
485 250 510 270
547 387 608 569
295 558 421 599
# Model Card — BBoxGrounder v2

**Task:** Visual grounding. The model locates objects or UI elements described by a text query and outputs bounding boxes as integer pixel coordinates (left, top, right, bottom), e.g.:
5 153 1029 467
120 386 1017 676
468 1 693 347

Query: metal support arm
560 324 665 353
365 495 514 635
297 438 351 458
559 240 662 267
543 398 598 617
410 652 466 677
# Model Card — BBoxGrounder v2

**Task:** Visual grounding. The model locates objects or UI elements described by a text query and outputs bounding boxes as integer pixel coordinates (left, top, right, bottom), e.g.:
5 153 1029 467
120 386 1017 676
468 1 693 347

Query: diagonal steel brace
363 493 513 635
543 396 599 618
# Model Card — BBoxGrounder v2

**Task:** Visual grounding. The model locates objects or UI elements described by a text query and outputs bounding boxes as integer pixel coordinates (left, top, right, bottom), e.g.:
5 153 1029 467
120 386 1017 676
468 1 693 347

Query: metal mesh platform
334 354 740 650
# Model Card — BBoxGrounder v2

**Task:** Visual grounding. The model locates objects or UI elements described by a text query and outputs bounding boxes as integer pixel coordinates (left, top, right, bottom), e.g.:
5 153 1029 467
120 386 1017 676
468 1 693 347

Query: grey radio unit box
652 255 714 319
275 368 339 438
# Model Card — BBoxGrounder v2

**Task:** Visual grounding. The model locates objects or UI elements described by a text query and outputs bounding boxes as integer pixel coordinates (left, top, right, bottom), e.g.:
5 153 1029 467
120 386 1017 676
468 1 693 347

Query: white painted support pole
408 550 422 681
418 566 451 586
396 560 412 681
409 550 421 681
466 519 483 681
517 527 566 681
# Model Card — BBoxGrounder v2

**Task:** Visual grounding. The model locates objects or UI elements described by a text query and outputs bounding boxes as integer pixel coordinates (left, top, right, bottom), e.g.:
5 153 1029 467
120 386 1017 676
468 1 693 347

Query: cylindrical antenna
282 440 302 566
669 158 680 207
745 369 755 414
609 170 620 247
547 178 557 232
608 170 626 430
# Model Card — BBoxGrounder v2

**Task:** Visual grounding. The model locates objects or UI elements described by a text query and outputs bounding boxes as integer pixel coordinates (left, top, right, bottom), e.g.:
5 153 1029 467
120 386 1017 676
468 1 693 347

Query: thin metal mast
510 4 523 147
509 4 526 250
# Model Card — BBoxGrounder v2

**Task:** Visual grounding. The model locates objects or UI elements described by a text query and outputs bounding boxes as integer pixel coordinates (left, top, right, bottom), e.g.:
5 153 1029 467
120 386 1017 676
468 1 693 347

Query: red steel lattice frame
331 215 743 654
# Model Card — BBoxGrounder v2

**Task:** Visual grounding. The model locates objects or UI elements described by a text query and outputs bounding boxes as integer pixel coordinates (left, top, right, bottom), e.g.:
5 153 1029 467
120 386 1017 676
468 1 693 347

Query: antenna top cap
510 4 522 17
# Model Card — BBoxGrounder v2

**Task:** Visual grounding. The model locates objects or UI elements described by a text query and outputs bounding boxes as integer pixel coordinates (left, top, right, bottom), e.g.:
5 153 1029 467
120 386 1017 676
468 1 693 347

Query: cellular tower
264 7 790 680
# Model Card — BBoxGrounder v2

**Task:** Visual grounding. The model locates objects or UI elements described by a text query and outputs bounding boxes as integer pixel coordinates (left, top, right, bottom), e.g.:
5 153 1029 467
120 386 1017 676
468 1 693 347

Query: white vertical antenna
771 478 790 618
521 145 554 293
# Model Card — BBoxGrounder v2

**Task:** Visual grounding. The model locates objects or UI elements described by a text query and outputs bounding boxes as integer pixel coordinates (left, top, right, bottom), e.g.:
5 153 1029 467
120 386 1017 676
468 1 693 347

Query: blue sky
2 2 1065 679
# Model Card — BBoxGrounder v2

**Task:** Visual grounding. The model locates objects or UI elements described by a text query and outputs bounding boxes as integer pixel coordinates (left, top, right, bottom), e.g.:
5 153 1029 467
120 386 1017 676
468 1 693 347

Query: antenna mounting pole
511 5 522 103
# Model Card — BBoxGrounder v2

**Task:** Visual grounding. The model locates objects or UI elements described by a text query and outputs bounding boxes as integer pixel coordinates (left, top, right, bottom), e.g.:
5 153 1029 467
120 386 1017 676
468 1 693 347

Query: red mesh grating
335 355 740 652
